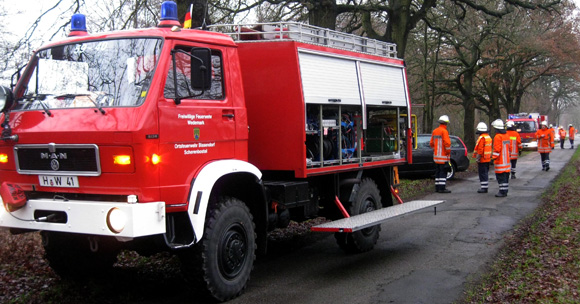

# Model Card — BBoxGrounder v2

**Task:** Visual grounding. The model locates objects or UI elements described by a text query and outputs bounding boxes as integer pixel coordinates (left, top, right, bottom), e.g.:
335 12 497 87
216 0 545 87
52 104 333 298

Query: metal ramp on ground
311 200 444 233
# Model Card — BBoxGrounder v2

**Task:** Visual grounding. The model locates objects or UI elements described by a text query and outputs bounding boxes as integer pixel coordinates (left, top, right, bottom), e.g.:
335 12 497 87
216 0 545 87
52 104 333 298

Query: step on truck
0 1 442 301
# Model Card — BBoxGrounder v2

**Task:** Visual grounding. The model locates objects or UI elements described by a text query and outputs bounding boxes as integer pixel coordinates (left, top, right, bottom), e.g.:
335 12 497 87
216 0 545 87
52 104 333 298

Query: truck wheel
41 231 119 278
179 197 256 302
335 178 382 253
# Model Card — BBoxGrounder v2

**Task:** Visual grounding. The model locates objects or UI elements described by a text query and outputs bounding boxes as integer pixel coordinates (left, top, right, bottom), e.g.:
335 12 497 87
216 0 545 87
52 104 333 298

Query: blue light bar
71 14 87 32
160 1 178 21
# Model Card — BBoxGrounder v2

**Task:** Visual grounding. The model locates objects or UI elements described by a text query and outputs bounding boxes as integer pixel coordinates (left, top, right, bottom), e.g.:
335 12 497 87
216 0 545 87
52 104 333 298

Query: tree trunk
462 72 476 150
386 0 412 59
307 0 338 30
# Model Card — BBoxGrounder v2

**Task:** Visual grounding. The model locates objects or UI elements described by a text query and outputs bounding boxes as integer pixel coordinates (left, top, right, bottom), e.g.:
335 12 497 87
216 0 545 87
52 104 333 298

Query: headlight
106 207 127 233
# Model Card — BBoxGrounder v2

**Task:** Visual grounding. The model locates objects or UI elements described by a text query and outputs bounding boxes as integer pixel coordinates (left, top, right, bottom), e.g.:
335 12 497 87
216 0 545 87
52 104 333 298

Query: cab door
157 43 236 205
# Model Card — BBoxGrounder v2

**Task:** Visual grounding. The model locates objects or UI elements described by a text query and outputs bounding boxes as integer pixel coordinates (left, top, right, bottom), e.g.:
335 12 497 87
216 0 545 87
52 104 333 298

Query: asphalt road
227 146 576 304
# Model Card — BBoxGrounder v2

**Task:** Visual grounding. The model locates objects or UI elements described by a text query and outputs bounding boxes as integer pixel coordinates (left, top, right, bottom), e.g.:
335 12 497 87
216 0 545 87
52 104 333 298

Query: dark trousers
510 159 517 176
477 162 489 190
540 153 550 169
434 163 447 191
561 139 565 149
570 139 574 148
496 172 509 195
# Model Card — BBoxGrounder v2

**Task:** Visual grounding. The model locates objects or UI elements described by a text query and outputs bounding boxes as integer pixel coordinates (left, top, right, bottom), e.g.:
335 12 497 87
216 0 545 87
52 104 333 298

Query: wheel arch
186 160 267 248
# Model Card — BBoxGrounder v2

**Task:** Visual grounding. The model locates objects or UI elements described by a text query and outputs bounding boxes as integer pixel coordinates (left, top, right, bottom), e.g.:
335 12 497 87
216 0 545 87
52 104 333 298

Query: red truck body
0 3 441 301
508 113 547 150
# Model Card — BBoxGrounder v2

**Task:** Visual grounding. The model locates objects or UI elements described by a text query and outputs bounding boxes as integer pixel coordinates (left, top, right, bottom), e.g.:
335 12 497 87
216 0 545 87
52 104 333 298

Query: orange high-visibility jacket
506 130 522 160
473 133 492 163
430 124 451 164
569 127 575 140
536 127 554 153
493 132 512 173
559 128 566 140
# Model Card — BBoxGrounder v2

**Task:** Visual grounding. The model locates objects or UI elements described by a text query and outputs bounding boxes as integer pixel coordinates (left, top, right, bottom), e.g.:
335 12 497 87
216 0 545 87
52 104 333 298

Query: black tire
41 231 119 278
335 178 382 253
446 162 456 180
178 197 256 302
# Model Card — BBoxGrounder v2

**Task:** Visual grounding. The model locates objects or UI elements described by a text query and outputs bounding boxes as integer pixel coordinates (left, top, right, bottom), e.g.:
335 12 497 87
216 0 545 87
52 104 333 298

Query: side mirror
191 48 211 90
0 86 14 113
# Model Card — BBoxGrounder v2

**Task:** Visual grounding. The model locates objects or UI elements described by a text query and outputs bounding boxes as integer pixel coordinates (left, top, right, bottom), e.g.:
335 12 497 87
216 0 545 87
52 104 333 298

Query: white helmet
569 124 573 127
438 115 450 124
476 122 488 132
491 119 504 130
541 121 548 127
549 124 553 128
506 120 515 128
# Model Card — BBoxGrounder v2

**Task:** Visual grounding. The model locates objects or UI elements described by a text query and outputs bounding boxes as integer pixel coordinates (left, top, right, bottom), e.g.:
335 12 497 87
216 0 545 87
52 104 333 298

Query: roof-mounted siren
158 1 181 28
69 13 88 37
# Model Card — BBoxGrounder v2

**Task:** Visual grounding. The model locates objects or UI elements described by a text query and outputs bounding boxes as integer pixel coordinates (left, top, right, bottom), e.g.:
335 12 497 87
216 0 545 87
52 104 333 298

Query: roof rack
208 22 398 59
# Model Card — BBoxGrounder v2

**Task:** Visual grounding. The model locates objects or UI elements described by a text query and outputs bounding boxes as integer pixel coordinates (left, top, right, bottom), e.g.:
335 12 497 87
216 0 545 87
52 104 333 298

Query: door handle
222 113 235 119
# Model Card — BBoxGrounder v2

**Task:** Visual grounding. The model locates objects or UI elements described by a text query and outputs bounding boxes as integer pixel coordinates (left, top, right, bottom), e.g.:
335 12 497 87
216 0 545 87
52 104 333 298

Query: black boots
477 188 488 193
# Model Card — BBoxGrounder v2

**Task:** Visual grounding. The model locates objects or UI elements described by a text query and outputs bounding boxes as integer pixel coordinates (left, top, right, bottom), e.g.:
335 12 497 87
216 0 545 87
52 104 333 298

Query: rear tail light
458 138 468 157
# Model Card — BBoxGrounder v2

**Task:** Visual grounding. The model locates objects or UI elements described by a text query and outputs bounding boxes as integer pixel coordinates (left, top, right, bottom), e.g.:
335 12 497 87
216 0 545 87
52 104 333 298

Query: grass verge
462 149 580 303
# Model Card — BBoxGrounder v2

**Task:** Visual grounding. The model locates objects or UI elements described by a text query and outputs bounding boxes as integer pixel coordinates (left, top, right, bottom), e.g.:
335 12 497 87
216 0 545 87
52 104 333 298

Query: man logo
50 159 60 171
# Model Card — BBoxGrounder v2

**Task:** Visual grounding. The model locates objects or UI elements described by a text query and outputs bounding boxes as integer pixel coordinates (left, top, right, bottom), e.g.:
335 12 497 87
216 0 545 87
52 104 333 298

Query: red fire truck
507 113 547 150
0 2 441 301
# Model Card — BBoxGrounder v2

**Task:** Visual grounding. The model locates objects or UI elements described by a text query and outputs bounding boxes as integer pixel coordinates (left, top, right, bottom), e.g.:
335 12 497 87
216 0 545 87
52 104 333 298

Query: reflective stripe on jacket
430 124 451 164
493 133 512 173
536 128 553 153
473 133 492 163
506 130 522 160
559 128 566 140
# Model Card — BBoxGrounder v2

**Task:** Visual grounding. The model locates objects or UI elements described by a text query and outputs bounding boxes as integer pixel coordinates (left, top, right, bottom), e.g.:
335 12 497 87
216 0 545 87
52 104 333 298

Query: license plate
38 175 79 188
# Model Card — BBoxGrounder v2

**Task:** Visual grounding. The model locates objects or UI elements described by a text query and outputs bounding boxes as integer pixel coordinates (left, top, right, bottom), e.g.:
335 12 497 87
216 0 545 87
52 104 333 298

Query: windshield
14 38 162 111
514 121 537 132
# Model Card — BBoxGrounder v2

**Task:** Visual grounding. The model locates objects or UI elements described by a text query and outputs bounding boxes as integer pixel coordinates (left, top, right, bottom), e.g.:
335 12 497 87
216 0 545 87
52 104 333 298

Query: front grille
15 144 101 176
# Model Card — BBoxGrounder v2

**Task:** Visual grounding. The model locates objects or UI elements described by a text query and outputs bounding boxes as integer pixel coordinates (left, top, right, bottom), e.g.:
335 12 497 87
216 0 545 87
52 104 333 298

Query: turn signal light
0 153 8 163
113 155 132 165
151 153 161 165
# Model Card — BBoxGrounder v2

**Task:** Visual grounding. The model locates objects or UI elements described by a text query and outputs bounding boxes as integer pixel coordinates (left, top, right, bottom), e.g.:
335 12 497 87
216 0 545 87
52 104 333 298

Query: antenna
202 0 209 30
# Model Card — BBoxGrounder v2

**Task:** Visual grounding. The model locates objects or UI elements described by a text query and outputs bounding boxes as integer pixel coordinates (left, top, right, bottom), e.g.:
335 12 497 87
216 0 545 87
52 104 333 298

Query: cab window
164 47 224 100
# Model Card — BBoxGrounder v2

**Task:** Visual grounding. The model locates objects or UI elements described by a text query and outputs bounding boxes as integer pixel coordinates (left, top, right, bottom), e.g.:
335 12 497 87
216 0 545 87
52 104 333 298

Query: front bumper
521 141 538 150
0 198 166 239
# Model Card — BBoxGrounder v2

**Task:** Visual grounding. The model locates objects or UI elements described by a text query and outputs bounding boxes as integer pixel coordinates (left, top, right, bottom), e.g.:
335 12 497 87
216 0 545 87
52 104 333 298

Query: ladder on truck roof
208 22 398 59
311 200 444 233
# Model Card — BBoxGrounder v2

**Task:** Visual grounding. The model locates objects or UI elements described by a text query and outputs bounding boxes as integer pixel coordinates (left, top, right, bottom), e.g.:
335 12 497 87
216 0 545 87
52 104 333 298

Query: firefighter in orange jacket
491 119 512 197
558 126 566 149
506 120 522 179
569 124 575 149
536 121 554 171
473 122 492 193
430 115 452 193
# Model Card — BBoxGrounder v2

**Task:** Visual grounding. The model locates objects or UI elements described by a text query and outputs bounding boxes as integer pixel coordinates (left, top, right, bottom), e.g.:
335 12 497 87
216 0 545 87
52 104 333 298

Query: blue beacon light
69 13 88 37
158 1 181 28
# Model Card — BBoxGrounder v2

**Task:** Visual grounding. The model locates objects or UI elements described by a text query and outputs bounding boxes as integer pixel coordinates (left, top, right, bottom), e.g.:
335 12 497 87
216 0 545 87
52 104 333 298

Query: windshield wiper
86 95 106 115
17 94 52 117
54 93 106 115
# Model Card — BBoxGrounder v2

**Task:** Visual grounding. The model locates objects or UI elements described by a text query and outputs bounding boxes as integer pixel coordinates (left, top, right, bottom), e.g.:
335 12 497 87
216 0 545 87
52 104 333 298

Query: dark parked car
399 134 470 180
